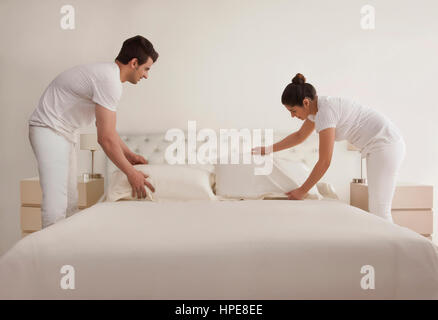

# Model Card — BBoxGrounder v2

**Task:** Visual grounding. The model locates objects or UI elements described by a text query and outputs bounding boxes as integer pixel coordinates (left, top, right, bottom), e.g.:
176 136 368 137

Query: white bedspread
1 200 438 299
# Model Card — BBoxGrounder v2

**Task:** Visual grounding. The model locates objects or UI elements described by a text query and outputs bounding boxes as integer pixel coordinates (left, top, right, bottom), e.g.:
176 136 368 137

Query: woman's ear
302 98 310 110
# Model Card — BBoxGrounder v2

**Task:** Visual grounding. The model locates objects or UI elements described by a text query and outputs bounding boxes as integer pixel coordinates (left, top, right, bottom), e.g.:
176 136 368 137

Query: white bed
1 132 437 299
1 199 438 299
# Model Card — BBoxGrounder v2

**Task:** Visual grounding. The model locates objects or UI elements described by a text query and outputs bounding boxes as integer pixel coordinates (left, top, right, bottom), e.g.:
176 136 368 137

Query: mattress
1 199 438 299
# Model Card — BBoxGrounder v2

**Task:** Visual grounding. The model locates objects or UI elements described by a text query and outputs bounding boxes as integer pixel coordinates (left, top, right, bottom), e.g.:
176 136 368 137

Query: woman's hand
126 152 148 165
285 188 307 200
251 146 272 156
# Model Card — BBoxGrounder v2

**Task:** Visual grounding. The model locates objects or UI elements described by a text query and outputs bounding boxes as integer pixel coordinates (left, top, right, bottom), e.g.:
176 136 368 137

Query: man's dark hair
116 35 159 65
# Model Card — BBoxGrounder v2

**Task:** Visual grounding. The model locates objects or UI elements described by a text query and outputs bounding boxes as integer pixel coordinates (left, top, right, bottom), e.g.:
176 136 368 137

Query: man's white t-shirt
307 96 403 157
29 62 122 143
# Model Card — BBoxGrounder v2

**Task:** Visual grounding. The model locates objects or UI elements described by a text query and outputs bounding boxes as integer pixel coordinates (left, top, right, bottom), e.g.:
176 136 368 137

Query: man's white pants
29 125 78 228
366 139 406 223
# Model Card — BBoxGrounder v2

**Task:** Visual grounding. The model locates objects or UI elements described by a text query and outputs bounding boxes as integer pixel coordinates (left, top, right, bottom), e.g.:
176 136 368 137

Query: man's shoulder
67 62 119 81
93 63 122 90
85 61 118 74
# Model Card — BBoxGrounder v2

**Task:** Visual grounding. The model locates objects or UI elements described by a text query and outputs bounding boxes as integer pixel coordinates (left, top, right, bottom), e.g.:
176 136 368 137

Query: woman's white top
307 96 403 157
29 62 122 144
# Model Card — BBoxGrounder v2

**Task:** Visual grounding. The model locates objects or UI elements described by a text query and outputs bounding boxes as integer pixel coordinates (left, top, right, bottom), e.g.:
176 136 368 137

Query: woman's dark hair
281 73 317 107
116 35 159 65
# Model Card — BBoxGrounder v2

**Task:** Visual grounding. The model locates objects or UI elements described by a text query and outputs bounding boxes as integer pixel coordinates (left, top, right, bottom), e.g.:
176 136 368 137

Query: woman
254 73 405 223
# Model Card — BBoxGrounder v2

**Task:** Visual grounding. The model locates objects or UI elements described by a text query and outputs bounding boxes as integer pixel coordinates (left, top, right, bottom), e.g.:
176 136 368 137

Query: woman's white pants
29 125 78 228
366 139 406 223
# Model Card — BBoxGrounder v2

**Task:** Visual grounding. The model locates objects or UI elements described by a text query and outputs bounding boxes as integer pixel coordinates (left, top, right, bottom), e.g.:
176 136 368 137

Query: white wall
1 0 437 255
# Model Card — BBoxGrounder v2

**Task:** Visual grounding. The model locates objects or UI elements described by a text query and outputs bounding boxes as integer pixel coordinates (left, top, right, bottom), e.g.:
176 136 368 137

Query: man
28 35 157 228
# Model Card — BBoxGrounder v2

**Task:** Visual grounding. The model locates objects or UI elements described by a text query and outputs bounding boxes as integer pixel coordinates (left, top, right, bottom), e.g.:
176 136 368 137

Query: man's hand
285 187 307 200
126 152 148 165
127 169 155 199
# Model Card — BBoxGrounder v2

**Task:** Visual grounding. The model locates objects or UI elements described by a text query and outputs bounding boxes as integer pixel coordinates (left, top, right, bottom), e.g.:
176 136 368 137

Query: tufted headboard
105 131 320 183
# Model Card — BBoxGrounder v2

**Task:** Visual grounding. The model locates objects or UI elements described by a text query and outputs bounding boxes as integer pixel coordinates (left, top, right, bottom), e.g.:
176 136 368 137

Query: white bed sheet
1 200 438 299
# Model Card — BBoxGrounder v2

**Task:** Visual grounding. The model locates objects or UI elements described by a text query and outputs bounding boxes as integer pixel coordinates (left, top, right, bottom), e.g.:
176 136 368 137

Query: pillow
316 182 339 200
106 164 216 202
215 157 322 200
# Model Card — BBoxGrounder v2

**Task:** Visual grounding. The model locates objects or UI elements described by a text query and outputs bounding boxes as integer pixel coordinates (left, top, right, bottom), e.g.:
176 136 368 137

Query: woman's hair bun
291 73 306 85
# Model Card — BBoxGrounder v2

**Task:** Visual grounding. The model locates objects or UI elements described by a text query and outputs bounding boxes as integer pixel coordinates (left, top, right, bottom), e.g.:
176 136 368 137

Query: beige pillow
215 157 322 200
106 164 216 202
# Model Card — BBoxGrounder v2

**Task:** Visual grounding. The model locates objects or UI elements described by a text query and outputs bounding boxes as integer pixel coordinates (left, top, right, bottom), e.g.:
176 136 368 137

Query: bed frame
105 131 321 183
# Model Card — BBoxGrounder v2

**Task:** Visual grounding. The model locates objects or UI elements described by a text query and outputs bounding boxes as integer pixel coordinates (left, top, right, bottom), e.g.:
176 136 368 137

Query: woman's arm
273 119 315 152
253 119 315 155
286 127 335 199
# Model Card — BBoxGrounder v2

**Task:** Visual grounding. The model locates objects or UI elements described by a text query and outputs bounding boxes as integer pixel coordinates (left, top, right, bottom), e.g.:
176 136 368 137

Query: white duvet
1 200 438 299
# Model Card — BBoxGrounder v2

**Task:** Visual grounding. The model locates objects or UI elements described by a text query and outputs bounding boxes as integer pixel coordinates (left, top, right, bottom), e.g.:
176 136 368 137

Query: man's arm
95 104 154 198
117 132 148 165
96 117 139 161
95 119 146 163
118 135 133 158
95 105 135 175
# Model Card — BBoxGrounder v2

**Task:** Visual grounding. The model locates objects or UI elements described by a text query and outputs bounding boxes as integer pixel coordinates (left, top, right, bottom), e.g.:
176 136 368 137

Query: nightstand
20 176 104 237
350 183 434 239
